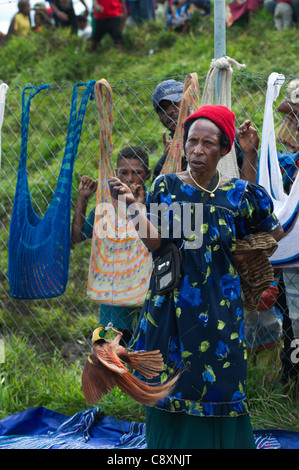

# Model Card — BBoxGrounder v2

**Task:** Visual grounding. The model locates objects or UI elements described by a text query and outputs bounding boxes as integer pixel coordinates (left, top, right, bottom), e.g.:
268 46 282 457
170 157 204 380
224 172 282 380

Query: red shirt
93 0 123 19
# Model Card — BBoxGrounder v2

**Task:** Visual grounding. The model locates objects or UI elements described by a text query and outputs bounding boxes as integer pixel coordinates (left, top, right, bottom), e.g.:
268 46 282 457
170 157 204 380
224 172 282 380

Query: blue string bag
8 81 95 299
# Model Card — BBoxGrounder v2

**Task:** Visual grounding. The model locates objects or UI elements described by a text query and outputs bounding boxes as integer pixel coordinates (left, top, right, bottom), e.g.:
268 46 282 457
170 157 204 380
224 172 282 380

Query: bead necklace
188 168 220 198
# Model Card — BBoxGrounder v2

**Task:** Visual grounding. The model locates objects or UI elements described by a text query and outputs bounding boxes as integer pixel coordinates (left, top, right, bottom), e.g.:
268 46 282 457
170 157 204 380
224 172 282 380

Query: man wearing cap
32 2 52 31
152 79 186 180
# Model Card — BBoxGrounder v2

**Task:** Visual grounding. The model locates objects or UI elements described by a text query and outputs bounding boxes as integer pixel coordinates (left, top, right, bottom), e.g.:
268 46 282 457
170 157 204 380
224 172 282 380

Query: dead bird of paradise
81 326 180 406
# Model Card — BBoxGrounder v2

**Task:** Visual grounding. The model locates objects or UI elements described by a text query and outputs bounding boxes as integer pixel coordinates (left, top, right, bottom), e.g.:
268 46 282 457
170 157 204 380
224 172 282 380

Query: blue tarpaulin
0 407 298 449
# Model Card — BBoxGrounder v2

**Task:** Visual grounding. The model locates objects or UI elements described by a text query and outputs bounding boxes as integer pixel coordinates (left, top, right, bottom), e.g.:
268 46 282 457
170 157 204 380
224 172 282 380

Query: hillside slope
0 8 297 87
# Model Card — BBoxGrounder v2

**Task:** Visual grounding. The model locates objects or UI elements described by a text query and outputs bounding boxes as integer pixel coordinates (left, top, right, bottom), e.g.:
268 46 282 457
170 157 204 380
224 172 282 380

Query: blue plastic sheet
0 407 298 449
0 407 146 449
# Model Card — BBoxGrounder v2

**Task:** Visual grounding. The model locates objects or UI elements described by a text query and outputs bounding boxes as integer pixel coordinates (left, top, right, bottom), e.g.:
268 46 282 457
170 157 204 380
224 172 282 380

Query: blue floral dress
132 174 279 418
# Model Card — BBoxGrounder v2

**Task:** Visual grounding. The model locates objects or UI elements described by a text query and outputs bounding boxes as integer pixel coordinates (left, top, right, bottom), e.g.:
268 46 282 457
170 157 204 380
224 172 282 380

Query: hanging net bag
8 81 95 299
87 79 152 307
201 56 246 178
161 72 201 175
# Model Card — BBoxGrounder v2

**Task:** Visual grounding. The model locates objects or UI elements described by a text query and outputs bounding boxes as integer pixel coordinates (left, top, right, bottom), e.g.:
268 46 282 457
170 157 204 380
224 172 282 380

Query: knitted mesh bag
8 81 95 299
86 80 152 307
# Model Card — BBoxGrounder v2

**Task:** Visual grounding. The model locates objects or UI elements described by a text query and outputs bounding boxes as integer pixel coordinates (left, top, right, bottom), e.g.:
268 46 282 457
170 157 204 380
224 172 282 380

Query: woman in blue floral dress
108 105 284 449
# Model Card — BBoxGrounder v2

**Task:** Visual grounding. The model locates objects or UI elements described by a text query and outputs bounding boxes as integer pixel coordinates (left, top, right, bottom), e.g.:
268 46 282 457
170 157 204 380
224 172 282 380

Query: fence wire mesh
0 71 298 416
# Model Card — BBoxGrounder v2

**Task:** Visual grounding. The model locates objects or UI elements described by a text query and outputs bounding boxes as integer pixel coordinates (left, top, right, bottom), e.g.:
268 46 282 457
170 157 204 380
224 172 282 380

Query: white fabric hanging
258 72 299 267
0 82 9 169
201 56 246 178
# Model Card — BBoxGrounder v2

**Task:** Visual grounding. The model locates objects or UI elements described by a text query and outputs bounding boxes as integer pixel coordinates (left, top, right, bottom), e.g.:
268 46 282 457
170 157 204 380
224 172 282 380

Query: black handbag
154 242 182 295
153 172 218 296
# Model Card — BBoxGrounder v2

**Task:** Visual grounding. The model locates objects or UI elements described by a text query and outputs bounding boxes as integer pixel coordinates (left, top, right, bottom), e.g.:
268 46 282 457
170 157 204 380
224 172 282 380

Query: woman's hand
233 226 284 268
130 182 147 204
107 177 137 205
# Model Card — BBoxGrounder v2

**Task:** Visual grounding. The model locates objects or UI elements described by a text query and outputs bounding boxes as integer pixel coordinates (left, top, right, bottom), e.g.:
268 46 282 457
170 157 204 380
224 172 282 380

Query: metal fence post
214 0 226 104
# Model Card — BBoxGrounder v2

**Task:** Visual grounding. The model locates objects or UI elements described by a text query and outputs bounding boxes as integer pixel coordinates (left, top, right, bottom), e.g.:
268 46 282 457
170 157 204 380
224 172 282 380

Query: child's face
22 2 30 15
116 158 149 187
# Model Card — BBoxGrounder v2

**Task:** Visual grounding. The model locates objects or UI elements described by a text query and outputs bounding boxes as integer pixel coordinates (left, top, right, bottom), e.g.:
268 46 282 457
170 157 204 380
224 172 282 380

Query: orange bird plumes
81 327 179 406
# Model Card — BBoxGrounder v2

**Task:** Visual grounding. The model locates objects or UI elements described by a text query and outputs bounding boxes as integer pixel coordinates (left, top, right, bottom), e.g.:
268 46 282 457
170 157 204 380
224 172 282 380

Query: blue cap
152 79 184 111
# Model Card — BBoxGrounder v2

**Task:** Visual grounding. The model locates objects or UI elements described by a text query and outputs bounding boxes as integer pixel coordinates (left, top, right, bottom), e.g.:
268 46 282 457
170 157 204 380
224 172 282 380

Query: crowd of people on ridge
1 0 299 49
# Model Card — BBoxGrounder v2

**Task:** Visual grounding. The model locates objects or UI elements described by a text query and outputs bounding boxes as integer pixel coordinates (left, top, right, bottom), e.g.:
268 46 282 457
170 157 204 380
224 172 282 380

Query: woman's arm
269 225 284 242
108 177 162 252
234 224 284 267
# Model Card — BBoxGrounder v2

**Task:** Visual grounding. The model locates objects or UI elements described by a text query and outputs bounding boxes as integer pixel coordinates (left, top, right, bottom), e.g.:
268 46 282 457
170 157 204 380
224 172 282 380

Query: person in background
47 0 88 34
91 0 127 52
277 79 299 153
165 0 211 32
151 79 186 180
226 0 262 28
245 282 284 389
264 0 299 24
77 13 92 38
72 146 151 346
276 120 299 393
151 79 259 183
126 0 152 24
6 0 31 39
274 0 293 29
32 2 53 31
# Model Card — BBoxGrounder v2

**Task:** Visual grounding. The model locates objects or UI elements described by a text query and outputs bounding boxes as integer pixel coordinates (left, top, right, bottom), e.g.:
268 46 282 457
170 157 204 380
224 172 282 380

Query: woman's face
185 118 227 173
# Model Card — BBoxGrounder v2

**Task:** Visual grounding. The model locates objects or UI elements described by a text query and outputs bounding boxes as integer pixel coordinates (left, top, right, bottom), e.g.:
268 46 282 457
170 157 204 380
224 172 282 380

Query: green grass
0 334 145 422
1 333 298 430
0 6 299 431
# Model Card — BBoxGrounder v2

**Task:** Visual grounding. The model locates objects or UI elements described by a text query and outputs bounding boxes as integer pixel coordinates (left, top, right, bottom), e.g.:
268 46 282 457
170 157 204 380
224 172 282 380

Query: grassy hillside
0 8 298 87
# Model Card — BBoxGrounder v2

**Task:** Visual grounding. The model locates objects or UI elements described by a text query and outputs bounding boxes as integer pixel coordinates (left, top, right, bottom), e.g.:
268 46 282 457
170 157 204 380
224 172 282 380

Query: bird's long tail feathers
81 354 117 405
115 370 180 406
124 350 165 379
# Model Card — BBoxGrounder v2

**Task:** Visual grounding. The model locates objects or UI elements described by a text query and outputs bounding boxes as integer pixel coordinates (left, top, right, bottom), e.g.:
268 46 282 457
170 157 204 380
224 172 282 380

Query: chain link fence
0 70 298 416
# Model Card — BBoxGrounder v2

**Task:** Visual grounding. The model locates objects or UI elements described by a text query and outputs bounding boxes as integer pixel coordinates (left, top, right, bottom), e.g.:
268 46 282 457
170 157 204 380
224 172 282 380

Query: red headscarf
184 105 236 151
